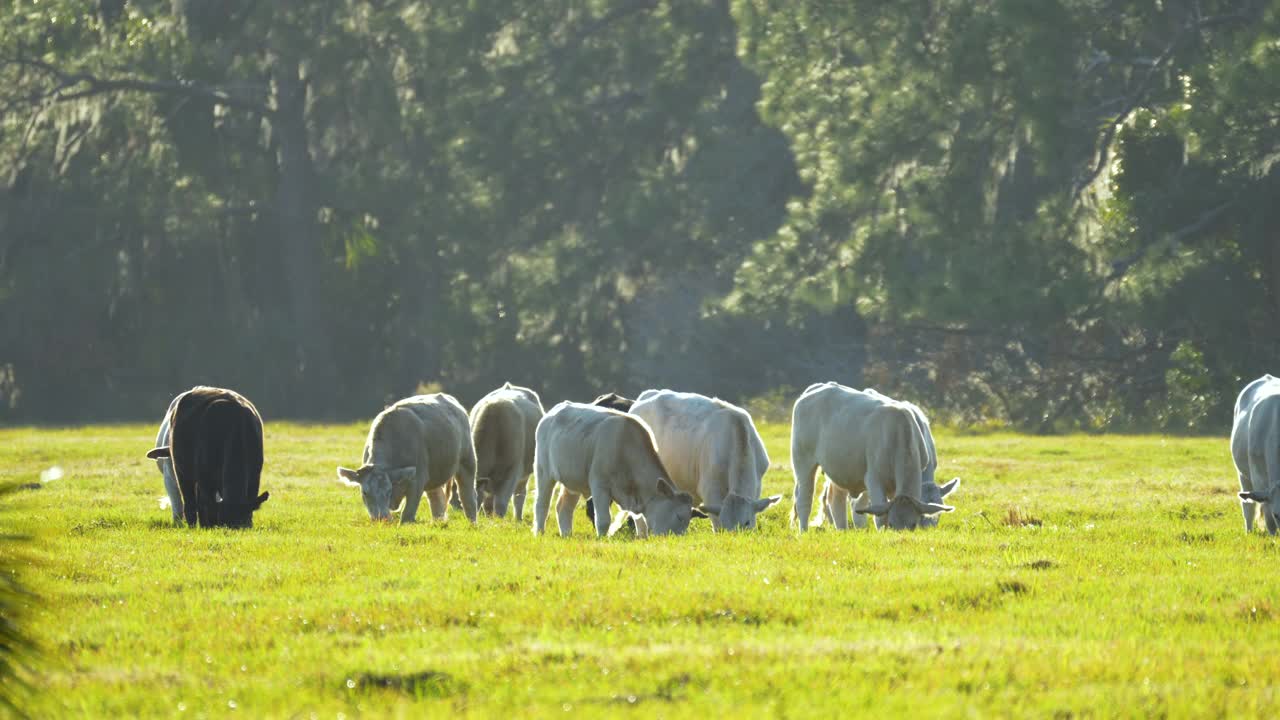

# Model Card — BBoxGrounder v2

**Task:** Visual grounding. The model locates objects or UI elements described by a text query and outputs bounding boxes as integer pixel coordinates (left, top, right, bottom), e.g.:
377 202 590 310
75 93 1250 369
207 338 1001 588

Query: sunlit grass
2 422 1277 717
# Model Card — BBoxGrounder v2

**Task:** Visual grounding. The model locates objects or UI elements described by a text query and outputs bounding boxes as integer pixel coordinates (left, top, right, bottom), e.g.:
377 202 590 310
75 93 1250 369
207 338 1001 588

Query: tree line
1 0 1277 431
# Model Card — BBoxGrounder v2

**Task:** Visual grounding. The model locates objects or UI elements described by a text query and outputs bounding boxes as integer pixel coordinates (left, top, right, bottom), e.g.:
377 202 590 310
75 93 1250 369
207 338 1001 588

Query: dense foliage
2 1 1277 429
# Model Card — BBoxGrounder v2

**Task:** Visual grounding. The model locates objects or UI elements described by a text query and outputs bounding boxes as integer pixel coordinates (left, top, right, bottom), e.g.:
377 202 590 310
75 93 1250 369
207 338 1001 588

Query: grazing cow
1232 374 1280 535
584 392 637 528
468 382 544 520
818 390 960 529
791 382 953 531
145 386 269 528
533 401 695 537
337 393 478 524
630 389 781 531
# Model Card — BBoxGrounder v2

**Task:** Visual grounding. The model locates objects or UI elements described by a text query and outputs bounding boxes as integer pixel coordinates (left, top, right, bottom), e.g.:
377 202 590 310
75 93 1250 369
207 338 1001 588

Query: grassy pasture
2 421 1278 718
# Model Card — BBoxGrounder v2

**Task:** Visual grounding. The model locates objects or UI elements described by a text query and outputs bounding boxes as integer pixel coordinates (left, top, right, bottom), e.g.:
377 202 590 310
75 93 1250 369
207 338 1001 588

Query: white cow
630 389 781 531
1232 374 1280 535
337 393 479 524
818 389 960 529
151 393 184 524
791 382 954 531
533 401 696 537
469 382 545 520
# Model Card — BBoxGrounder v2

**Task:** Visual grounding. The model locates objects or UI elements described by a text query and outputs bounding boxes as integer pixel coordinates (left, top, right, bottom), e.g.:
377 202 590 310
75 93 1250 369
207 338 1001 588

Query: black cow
146 386 269 528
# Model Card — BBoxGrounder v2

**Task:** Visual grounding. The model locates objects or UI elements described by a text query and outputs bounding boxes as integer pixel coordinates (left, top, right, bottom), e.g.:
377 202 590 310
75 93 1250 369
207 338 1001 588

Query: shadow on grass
345 669 467 698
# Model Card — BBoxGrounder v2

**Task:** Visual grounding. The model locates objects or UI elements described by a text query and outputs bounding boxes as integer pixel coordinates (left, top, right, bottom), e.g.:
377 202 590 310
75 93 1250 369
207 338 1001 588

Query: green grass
3 422 1278 717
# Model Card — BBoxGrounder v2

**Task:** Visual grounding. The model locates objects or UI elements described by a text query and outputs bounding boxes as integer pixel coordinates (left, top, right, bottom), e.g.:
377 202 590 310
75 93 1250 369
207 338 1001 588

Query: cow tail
220 415 245 516
471 403 500 473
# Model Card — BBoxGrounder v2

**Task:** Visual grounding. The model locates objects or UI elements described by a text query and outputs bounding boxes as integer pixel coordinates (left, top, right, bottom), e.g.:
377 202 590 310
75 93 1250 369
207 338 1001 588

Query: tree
730 0 1276 429
0 1 797 420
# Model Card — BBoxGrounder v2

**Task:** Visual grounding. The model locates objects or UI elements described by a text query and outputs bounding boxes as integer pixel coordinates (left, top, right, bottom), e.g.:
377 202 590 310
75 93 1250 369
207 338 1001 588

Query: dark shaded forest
1 0 1277 430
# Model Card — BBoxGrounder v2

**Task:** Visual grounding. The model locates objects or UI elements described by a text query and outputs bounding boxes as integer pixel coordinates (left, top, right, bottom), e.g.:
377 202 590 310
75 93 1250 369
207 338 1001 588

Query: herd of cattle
145 374 1280 536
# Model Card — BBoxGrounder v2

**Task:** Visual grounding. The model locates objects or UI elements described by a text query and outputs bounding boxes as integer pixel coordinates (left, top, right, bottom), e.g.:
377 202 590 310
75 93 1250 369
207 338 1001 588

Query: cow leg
589 489 613 538
401 490 423 523
791 459 819 532
1266 510 1278 536
490 464 523 519
180 476 199 527
532 461 555 536
826 483 851 530
556 487 581 537
456 452 480 524
850 491 870 529
1241 500 1257 534
1240 471 1257 533
424 485 448 520
159 459 184 525
863 470 889 530
512 473 529 522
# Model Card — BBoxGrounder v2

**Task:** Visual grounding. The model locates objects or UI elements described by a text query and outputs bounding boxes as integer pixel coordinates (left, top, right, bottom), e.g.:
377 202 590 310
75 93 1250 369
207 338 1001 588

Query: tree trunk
272 54 337 416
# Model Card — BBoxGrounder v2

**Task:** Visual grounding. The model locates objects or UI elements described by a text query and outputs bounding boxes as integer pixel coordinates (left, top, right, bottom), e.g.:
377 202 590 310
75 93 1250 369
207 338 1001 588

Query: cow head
642 478 695 536
337 463 416 521
1240 486 1280 529
918 477 961 528
856 494 954 530
698 493 783 531
214 491 271 528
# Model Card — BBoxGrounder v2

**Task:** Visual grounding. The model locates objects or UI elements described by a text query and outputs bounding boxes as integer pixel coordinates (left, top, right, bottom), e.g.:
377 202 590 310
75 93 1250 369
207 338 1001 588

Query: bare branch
2 56 272 115
1072 7 1260 197
547 0 660 81
1106 199 1235 281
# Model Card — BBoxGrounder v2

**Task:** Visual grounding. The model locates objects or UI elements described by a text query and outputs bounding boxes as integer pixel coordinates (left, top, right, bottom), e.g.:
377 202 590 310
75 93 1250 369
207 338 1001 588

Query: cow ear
388 466 417 482
697 504 722 517
905 495 954 515
753 495 783 513
146 447 171 459
1240 491 1269 503
254 491 270 509
336 467 362 486
856 503 890 516
655 478 676 498
939 478 961 498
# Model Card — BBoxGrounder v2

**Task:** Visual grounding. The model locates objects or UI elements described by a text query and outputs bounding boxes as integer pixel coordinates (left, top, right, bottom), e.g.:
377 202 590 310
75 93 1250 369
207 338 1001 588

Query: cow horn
938 477 961 497
906 495 953 514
